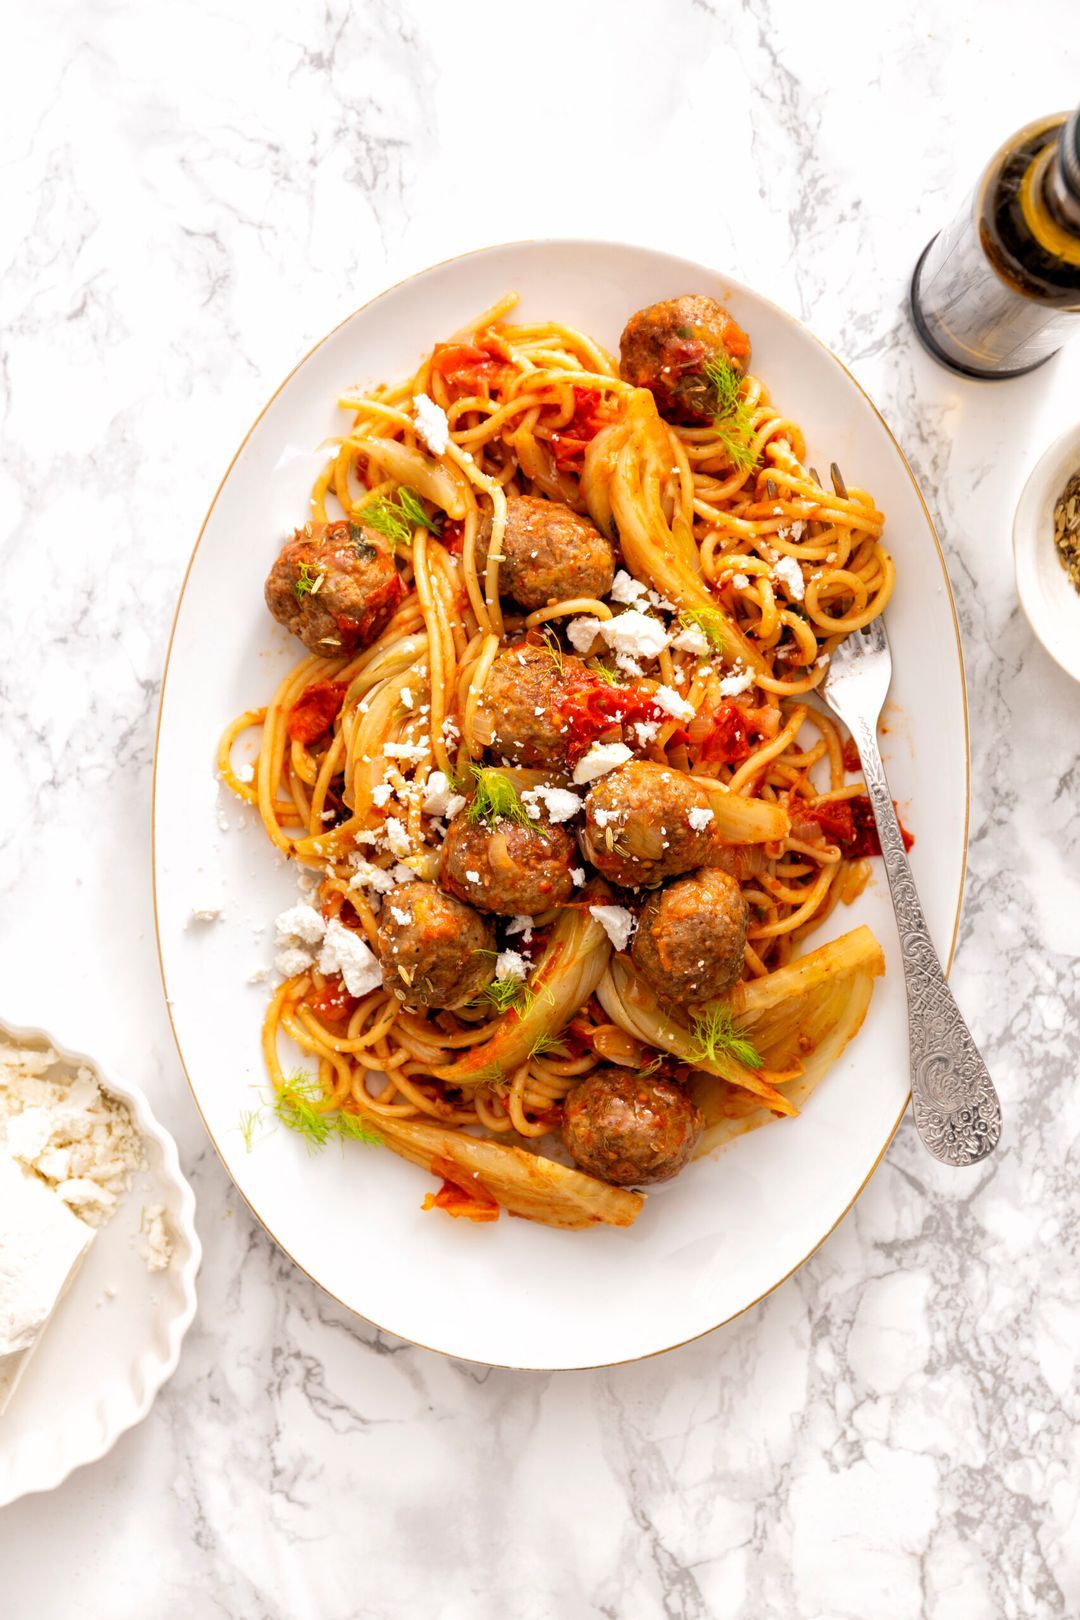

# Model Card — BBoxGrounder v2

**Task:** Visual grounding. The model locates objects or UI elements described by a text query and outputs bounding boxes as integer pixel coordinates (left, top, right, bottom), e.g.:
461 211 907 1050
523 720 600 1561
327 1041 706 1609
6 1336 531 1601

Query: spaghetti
220 293 895 1229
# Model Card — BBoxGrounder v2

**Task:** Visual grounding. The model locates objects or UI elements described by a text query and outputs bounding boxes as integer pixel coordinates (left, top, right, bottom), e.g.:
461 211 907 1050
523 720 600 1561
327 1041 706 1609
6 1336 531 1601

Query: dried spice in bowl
1053 469 1080 591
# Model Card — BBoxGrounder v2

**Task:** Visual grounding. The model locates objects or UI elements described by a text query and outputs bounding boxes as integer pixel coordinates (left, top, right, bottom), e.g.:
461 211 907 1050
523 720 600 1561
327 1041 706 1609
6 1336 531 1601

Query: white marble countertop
2 2 1079 1615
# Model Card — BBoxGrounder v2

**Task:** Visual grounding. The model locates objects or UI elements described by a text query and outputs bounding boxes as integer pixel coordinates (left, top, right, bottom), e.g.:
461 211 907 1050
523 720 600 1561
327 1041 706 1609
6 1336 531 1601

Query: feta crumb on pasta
572 742 633 784
412 393 450 455
589 905 636 952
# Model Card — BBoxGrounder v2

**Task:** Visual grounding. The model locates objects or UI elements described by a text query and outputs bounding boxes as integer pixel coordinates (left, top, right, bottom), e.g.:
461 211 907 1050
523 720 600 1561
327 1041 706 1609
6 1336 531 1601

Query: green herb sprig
678 607 727 654
689 1007 763 1071
703 356 758 474
467 766 534 831
239 1073 382 1156
360 487 442 549
294 562 321 601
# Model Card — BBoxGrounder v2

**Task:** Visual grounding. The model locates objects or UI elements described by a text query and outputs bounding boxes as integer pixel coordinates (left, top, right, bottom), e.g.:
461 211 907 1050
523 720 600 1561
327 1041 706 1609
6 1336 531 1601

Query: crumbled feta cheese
412 393 450 455
384 740 429 761
275 904 326 947
505 914 534 941
670 625 710 657
717 669 756 698
600 610 669 664
275 943 316 979
389 905 410 926
566 616 604 654
772 555 805 601
571 868 586 887
140 1205 173 1272
383 817 412 858
609 569 647 605
348 859 396 895
0 1041 147 1231
371 782 394 808
687 807 714 832
495 950 528 982
188 905 222 924
521 784 582 824
465 869 481 884
589 905 636 952
318 919 382 996
652 685 695 721
235 762 255 784
573 741 633 784
400 688 414 710
422 771 466 820
731 573 750 589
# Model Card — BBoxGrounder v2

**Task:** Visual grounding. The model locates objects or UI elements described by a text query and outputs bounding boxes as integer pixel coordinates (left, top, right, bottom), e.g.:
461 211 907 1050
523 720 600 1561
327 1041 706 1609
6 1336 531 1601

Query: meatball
472 641 584 769
581 761 718 887
265 519 404 656
562 1070 703 1187
478 495 615 610
619 295 752 425
439 802 577 916
631 869 748 1006
376 882 496 1010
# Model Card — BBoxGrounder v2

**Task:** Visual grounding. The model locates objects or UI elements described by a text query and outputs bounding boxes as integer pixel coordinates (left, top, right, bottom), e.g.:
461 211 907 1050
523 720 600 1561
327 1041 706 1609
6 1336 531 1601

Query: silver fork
820 612 1002 1166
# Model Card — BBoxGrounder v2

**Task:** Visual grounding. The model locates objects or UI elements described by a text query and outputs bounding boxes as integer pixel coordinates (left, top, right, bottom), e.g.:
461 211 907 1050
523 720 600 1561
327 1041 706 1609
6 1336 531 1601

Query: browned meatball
619 295 752 425
264 519 404 655
472 641 582 769
439 802 577 915
376 882 496 1010
478 495 615 610
581 761 718 887
631 869 748 1007
562 1070 703 1186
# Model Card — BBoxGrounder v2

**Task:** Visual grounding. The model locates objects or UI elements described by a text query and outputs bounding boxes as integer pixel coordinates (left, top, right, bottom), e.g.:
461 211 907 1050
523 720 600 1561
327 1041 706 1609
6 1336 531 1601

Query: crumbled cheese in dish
274 904 326 946
521 784 582 824
573 741 633 785
412 393 450 455
140 1204 173 1273
389 906 411 926
589 905 636 952
0 1150 95 1415
495 950 528 982
383 740 429 761
319 919 382 996
371 782 394 808
731 572 750 590
687 806 715 832
505 914 534 941
609 569 648 605
422 771 466 820
0 1041 147 1229
465 869 481 884
235 761 255 784
571 868 586 887
188 905 222 924
717 669 755 698
772 555 805 600
566 616 603 654
652 685 695 721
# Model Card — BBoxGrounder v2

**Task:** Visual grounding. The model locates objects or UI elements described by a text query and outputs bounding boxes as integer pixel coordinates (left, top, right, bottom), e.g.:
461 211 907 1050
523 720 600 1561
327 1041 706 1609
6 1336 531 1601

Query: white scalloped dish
0 1018 200 1507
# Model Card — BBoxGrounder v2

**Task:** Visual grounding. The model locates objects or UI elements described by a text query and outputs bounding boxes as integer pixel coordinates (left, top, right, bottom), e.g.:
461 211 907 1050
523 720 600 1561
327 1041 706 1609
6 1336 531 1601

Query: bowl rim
150 236 970 1370
0 1013 201 1504
1012 419 1080 684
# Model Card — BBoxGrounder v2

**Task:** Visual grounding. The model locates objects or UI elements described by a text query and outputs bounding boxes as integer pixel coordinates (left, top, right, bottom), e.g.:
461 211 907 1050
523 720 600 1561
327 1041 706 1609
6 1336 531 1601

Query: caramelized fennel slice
352 1111 643 1229
431 905 611 1084
587 389 768 676
597 959 797 1116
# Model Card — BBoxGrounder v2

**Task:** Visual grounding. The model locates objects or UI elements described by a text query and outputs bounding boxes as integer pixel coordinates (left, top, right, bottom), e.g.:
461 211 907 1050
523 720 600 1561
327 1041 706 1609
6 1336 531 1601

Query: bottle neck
1021 141 1080 268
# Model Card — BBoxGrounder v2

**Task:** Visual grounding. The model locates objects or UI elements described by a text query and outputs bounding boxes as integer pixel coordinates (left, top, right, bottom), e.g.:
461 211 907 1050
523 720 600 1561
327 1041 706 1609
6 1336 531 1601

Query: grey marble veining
1 2 1079 1616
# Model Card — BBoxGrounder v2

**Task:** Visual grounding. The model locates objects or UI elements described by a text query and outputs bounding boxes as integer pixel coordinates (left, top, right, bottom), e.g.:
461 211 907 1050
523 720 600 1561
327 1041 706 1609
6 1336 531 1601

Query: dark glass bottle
911 108 1080 378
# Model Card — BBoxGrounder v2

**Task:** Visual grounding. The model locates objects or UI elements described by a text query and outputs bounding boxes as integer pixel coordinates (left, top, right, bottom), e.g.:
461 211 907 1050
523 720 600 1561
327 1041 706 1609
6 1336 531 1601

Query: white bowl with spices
1013 421 1080 684
0 1018 200 1507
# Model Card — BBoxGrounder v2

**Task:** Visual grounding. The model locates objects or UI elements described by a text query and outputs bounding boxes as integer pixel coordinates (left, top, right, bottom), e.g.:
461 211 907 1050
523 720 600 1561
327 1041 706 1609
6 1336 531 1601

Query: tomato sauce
548 386 618 472
305 975 359 1023
422 1156 500 1222
554 671 661 763
801 794 914 858
286 680 349 744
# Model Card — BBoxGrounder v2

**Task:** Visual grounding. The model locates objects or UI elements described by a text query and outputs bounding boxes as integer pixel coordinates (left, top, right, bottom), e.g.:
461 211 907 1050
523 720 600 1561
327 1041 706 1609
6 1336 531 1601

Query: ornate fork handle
849 715 1002 1166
